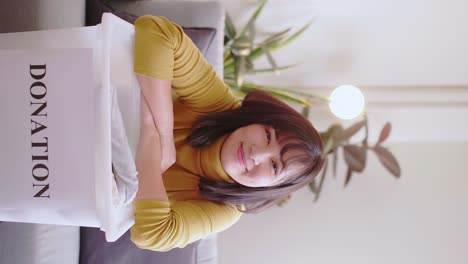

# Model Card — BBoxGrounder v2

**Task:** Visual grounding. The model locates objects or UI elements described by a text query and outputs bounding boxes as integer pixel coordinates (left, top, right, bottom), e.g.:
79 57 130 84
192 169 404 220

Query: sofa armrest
0 222 80 264
79 227 199 264
0 0 86 33
196 233 219 264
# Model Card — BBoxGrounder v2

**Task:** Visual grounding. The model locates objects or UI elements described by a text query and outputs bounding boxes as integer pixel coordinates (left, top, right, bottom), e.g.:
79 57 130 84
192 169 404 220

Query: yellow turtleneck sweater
131 15 243 251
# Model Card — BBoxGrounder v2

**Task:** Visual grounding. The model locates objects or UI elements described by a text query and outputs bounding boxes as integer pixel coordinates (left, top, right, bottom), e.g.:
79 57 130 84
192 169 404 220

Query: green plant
223 0 315 114
312 117 401 201
223 0 401 203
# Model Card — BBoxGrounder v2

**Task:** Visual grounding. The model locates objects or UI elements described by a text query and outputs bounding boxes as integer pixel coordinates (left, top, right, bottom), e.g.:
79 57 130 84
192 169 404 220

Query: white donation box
0 13 138 242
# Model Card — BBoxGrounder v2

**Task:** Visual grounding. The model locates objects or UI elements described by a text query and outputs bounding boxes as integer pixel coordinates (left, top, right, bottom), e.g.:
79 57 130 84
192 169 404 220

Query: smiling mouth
238 143 248 172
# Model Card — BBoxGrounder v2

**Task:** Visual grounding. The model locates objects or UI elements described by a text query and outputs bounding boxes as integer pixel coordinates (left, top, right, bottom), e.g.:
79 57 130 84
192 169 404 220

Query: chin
240 181 260 188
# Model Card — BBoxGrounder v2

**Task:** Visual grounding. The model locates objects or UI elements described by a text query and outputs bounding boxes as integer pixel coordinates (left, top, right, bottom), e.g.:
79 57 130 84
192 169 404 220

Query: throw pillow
85 0 216 55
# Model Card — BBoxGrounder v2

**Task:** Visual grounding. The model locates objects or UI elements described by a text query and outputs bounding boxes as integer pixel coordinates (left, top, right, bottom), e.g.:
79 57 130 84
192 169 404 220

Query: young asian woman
132 15 324 252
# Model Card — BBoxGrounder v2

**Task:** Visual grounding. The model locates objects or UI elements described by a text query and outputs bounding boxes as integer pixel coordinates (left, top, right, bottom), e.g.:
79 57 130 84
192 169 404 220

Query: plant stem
277 88 330 103
224 79 312 106
362 113 369 146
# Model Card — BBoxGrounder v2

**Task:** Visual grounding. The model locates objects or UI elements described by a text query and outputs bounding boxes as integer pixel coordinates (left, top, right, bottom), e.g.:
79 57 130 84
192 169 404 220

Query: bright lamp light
329 85 365 120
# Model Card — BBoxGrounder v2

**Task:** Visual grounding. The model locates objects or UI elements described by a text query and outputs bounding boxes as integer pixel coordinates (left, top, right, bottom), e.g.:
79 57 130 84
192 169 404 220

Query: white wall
220 0 468 87
214 0 468 263
218 143 468 264
216 0 468 142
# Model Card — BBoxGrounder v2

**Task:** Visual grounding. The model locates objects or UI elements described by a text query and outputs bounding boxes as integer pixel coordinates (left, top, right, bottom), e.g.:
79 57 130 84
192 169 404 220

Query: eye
272 160 278 175
265 128 271 144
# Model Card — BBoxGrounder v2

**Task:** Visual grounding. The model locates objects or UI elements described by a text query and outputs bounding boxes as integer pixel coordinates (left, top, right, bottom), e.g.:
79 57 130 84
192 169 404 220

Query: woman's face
220 123 300 187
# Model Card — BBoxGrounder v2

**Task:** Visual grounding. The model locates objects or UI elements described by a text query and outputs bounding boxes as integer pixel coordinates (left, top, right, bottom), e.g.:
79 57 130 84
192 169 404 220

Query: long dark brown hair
185 90 325 213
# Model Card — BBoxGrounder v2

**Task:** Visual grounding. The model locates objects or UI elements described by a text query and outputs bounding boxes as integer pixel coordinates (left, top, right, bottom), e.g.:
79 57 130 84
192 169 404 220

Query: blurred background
197 0 468 263
0 0 466 263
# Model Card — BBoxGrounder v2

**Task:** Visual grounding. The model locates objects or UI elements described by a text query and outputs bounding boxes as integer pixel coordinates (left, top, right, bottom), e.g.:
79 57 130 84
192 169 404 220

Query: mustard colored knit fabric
131 15 242 252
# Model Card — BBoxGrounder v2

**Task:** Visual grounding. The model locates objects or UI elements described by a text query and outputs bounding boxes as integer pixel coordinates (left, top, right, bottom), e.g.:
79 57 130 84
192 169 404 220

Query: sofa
0 1 225 263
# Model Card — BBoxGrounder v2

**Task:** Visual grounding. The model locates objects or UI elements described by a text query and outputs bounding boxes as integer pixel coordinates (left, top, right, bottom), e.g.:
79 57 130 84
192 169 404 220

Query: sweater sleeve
131 199 242 252
134 15 239 113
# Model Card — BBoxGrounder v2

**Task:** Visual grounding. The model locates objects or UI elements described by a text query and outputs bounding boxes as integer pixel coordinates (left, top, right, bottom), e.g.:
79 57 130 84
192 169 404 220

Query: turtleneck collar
200 134 236 183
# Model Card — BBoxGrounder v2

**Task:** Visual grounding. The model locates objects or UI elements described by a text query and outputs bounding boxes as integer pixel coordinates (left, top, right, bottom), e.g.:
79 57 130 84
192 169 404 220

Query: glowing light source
329 85 365 120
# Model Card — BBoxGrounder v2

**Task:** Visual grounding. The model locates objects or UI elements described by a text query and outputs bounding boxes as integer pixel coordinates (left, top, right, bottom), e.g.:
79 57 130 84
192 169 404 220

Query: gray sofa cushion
181 27 217 55
85 0 216 54
79 227 199 264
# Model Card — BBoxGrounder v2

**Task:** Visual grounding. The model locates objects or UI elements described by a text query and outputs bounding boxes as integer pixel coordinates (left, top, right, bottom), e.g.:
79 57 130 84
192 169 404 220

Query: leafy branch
311 119 401 201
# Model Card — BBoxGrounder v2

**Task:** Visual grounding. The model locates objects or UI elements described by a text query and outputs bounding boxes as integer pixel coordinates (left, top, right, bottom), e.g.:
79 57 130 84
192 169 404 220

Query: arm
134 104 242 250
135 94 168 201
134 15 239 113
132 15 242 250
131 199 242 251
136 75 176 173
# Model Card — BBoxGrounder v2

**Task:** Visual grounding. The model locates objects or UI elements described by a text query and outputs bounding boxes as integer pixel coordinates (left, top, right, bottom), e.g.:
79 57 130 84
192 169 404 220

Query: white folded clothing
111 83 138 205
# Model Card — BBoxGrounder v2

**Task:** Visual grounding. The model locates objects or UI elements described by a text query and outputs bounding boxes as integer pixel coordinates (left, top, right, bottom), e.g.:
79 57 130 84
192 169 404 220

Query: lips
237 143 247 172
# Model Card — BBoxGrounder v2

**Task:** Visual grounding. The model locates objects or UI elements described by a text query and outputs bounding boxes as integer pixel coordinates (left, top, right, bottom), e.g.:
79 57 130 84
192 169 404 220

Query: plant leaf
245 57 254 72
344 167 353 187
246 46 265 63
234 56 246 88
332 147 338 178
223 46 232 63
272 87 330 102
320 124 343 154
322 136 334 155
330 124 344 135
329 124 344 140
377 122 392 145
224 80 311 106
309 158 327 195
231 36 252 56
343 144 366 172
261 28 292 46
373 146 401 178
251 64 299 74
225 13 237 40
329 124 343 151
270 18 316 51
248 19 256 47
232 88 248 99
277 195 291 206
239 0 268 38
224 64 235 76
301 105 310 117
313 159 328 202
309 179 317 194
337 119 366 142
232 19 315 66
262 46 278 74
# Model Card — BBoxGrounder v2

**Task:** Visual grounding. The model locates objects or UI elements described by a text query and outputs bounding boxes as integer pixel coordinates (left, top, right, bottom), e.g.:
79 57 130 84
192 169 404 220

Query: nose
250 144 277 166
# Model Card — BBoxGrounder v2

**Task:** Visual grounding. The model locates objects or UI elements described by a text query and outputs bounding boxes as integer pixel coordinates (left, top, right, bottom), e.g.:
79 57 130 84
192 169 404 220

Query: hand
137 76 175 173
159 133 176 173
139 94 176 172
140 96 176 173
135 94 169 202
